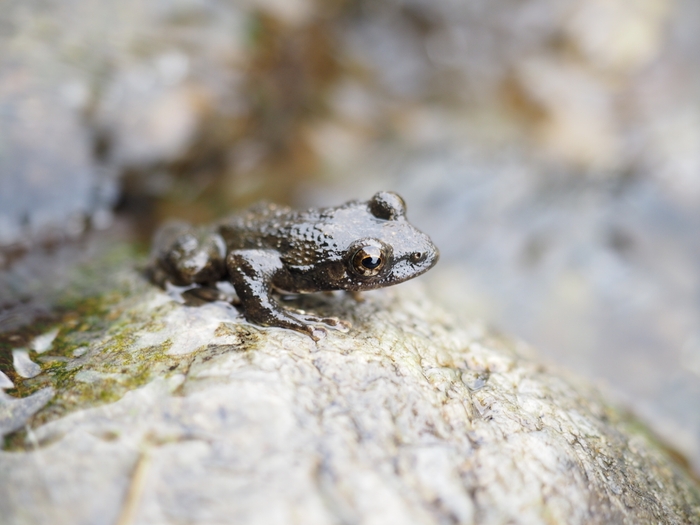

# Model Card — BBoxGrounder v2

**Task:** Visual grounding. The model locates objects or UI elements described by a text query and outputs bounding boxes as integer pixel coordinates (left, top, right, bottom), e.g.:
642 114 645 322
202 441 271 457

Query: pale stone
0 281 697 525
30 328 60 354
0 388 54 437
12 350 41 379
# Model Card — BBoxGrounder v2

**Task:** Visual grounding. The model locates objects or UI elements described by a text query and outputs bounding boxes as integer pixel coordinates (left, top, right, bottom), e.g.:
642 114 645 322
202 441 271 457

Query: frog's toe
182 286 224 304
308 326 327 341
301 315 351 332
327 318 351 331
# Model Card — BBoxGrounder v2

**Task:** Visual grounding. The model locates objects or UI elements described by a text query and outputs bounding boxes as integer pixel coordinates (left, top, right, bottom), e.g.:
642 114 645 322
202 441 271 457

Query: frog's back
217 200 351 269
217 201 313 252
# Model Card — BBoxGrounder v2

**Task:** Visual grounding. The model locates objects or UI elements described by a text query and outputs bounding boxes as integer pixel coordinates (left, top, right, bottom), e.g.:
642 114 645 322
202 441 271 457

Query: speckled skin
150 192 439 339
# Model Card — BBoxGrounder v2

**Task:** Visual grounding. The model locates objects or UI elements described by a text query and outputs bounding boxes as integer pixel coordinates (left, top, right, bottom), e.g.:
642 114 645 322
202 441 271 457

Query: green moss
2 270 195 444
0 239 257 451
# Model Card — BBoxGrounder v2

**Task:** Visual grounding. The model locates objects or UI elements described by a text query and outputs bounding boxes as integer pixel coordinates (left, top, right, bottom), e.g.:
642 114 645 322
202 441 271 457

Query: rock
0 269 698 525
0 387 54 437
11 350 41 378
0 0 336 246
5 0 700 248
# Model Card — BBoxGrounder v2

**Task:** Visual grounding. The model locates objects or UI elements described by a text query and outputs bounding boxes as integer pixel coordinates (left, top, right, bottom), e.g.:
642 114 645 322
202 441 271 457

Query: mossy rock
0 261 698 525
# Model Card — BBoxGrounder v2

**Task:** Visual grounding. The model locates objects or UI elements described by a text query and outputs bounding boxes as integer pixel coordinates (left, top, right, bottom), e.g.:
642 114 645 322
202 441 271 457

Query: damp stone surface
0 272 699 525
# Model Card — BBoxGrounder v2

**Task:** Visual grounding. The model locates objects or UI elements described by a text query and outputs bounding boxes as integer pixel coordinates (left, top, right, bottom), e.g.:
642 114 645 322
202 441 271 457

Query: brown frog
150 191 439 339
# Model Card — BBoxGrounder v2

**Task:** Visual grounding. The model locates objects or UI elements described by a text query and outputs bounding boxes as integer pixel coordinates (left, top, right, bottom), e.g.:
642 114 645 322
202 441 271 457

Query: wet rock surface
0 265 698 525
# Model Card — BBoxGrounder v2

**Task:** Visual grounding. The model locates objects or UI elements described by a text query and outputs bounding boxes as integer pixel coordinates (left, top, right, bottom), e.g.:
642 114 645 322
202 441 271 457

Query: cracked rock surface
1 276 699 525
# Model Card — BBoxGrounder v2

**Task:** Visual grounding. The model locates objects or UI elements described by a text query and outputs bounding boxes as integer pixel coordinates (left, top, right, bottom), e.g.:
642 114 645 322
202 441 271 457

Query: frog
149 191 439 340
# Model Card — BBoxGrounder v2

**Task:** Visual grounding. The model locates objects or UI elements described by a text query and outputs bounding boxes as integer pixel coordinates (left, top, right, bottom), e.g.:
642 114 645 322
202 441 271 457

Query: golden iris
352 245 384 276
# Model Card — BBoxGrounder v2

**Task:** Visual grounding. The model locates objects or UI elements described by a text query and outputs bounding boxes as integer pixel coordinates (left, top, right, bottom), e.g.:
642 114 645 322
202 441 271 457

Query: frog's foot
268 314 329 342
304 316 352 332
298 314 351 332
181 286 225 305
266 309 349 338
241 308 328 341
307 326 328 342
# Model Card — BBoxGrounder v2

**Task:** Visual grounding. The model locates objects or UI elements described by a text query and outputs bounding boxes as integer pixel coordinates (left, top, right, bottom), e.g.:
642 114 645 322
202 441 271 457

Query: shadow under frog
149 192 439 340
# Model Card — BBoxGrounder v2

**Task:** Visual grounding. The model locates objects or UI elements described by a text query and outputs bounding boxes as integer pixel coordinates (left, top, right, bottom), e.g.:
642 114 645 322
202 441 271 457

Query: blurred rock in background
1 0 700 472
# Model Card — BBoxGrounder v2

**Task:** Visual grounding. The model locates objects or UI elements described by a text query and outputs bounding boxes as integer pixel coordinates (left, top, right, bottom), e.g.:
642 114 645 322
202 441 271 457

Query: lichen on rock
0 270 698 525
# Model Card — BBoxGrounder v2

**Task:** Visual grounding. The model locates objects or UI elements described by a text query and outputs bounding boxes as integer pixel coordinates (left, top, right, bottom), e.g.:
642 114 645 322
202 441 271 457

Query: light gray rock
12 350 41 378
0 277 698 525
0 388 54 436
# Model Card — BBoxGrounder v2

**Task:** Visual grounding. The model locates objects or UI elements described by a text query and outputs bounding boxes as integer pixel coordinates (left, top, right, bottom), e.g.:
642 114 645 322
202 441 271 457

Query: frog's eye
351 245 385 277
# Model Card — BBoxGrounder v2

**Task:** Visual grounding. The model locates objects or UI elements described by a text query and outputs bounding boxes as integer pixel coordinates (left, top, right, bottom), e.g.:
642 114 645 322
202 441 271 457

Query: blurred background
1 0 699 473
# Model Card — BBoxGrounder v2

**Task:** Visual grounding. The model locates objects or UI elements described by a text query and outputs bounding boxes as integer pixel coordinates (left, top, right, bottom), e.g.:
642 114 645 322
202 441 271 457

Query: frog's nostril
410 252 425 263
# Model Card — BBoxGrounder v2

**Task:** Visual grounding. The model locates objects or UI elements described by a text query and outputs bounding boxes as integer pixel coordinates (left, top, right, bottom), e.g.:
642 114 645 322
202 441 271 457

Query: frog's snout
408 239 439 274
424 245 440 270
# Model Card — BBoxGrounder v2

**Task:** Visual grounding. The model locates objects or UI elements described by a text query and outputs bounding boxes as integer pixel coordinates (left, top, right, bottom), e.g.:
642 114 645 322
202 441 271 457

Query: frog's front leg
226 250 327 340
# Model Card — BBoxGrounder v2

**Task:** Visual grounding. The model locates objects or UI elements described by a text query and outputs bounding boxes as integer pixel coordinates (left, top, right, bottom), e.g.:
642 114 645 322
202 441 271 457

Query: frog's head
330 191 439 291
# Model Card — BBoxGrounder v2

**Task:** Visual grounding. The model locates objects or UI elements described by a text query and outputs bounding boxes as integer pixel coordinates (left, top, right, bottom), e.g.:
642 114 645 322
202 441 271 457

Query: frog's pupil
362 256 382 269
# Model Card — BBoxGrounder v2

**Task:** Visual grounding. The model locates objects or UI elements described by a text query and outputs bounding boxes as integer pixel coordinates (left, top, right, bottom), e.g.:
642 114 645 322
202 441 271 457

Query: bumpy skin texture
150 192 439 338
